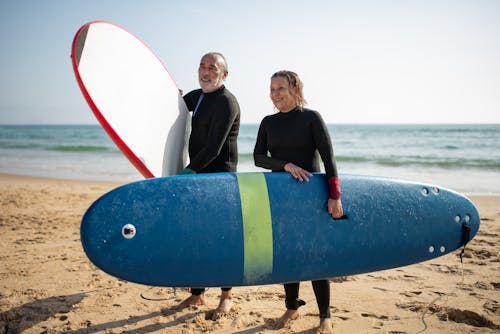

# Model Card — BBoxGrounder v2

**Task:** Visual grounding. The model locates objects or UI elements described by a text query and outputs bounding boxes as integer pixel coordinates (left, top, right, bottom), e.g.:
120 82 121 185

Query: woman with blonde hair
254 70 343 333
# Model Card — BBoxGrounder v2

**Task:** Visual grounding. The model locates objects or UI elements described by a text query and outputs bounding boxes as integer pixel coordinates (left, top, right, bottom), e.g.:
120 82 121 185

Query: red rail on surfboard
71 21 190 178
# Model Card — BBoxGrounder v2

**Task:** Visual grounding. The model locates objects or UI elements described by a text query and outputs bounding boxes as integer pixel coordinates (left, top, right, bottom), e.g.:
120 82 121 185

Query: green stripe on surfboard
237 173 273 284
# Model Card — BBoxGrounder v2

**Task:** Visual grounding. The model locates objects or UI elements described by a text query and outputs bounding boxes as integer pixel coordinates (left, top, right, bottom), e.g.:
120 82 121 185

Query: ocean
1 124 499 195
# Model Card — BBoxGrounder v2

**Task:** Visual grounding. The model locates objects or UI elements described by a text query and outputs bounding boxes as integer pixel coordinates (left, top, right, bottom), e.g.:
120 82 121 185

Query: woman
253 70 343 334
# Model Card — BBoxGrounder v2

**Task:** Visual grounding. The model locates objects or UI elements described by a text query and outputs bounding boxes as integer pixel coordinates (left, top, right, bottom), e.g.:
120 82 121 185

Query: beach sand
0 174 498 333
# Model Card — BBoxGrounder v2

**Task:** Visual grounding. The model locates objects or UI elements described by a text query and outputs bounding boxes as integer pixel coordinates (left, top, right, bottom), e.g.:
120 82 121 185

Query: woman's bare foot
315 318 333 334
175 294 205 310
212 290 233 320
274 309 299 329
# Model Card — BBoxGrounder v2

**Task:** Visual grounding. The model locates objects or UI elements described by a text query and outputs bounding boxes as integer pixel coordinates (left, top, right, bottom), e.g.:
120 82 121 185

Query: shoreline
2 171 499 197
1 173 498 333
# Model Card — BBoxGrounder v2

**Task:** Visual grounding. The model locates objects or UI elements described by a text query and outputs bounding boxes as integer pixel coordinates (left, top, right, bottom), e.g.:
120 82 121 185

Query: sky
0 0 499 124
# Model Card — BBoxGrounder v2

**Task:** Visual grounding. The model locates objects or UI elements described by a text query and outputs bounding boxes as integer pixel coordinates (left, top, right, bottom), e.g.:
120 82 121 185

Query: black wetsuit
254 107 338 319
254 108 338 178
183 85 240 295
183 85 240 173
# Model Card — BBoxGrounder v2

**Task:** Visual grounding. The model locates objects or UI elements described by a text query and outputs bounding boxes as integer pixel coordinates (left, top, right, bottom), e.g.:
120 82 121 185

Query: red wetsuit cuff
328 176 341 200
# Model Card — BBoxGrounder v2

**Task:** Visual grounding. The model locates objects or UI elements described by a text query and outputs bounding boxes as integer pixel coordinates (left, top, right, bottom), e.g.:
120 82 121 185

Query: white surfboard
71 21 190 177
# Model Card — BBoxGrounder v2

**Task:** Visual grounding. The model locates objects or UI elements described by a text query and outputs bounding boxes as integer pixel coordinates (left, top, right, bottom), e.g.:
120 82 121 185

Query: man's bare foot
212 290 233 320
315 318 333 334
175 294 205 310
274 309 299 329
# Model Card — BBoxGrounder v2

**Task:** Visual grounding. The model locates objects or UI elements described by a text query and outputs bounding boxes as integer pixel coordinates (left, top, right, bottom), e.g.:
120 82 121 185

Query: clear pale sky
1 0 499 124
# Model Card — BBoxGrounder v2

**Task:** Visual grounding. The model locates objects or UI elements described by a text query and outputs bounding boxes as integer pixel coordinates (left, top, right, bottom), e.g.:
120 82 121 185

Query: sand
0 173 498 333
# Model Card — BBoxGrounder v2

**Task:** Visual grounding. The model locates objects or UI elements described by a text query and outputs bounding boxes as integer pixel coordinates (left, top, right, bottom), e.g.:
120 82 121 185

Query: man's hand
179 168 196 175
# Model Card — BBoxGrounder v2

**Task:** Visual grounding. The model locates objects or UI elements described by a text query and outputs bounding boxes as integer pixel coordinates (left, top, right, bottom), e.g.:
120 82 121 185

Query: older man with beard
176 52 240 319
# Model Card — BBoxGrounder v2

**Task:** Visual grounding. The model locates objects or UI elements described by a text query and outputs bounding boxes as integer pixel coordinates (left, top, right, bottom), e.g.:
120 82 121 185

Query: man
177 52 240 317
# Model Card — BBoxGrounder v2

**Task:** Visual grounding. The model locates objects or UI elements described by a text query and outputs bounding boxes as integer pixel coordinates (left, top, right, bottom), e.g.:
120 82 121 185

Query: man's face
198 54 227 93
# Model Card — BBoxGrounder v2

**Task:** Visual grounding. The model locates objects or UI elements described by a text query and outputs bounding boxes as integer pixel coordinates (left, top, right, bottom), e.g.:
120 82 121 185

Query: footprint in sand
483 300 499 315
440 308 500 330
400 291 423 297
397 301 500 330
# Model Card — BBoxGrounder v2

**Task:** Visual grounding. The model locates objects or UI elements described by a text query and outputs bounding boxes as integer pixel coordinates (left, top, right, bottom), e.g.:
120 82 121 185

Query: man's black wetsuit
183 85 240 296
253 107 340 319
183 85 240 173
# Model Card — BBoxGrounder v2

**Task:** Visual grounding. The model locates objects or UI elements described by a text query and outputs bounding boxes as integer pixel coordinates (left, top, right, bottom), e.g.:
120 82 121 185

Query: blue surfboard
80 172 480 287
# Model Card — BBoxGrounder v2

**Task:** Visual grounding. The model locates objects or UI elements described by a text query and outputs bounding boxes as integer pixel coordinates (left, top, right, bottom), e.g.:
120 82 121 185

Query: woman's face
270 76 297 112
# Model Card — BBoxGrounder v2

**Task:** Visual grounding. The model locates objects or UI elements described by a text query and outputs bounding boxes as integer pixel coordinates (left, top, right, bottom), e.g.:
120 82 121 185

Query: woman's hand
284 163 312 182
328 198 343 219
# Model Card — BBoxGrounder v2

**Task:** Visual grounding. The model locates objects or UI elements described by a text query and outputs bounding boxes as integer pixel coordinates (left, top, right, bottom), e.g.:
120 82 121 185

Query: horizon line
1 122 499 126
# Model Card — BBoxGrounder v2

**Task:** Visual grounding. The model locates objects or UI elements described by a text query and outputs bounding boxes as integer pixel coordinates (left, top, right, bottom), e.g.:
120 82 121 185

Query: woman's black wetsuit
253 107 341 318
254 108 338 176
